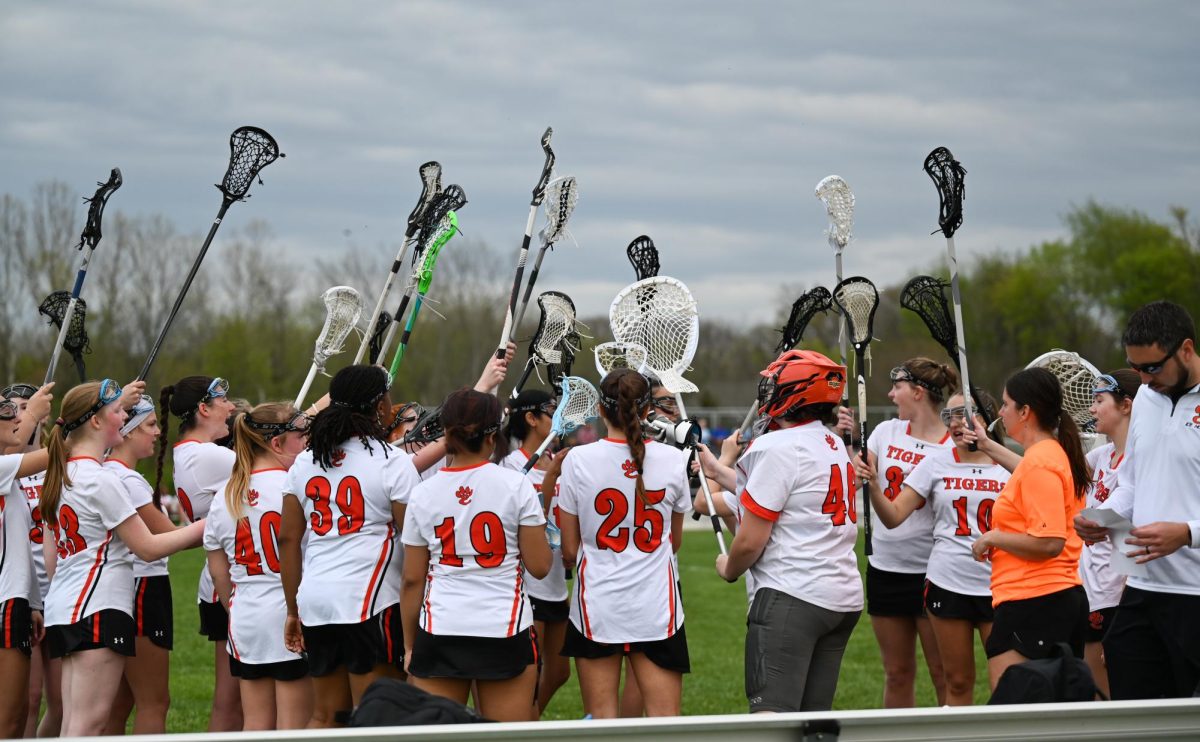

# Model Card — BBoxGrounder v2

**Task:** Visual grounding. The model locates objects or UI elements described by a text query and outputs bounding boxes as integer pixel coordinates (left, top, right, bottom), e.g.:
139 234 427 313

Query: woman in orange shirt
970 367 1091 688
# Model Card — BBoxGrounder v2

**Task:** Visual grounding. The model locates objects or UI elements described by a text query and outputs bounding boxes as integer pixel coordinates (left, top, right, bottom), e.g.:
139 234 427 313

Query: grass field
160 536 990 730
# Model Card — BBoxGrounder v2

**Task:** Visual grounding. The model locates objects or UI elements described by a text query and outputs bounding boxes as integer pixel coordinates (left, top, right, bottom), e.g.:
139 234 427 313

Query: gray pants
745 587 861 712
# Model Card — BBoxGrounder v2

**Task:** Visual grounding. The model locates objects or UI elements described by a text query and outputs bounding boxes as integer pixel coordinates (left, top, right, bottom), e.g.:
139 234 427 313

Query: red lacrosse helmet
757 350 846 418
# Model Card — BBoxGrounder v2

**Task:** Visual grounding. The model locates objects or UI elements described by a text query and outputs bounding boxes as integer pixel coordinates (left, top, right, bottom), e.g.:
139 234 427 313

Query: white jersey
284 440 420 625
1 455 37 608
720 489 756 605
866 419 953 573
1103 384 1200 595
403 461 545 637
737 422 864 613
173 440 235 604
499 448 567 603
19 472 49 603
44 457 137 626
903 448 1008 597
1080 443 1126 610
204 468 303 665
558 438 690 643
104 460 169 578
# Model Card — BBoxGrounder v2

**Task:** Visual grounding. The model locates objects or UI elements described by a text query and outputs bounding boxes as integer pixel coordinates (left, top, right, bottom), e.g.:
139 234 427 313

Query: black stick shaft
854 348 873 556
138 200 231 381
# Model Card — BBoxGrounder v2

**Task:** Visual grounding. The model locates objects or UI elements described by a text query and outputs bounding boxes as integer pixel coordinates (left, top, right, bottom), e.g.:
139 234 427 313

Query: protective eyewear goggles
0 400 19 421
246 411 311 440
63 379 123 434
939 406 968 425
1 383 37 400
890 367 940 394
203 377 230 403
1126 341 1181 375
651 395 679 414
1093 374 1131 398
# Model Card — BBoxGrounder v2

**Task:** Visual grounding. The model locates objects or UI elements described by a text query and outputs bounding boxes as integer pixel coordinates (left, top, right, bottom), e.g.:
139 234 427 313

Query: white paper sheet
1082 507 1149 578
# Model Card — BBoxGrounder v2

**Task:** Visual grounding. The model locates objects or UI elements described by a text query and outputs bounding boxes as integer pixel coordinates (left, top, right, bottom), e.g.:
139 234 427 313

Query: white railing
80 698 1200 742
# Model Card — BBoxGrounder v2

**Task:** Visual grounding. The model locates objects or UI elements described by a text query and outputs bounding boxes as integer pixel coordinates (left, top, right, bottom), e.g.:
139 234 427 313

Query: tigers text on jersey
866 419 953 573
1080 443 1126 610
204 469 303 665
558 439 690 644
173 440 235 604
402 461 545 638
43 457 137 626
499 449 567 603
104 460 169 578
736 421 864 613
1 455 37 608
283 440 420 625
903 448 1008 597
19 472 49 602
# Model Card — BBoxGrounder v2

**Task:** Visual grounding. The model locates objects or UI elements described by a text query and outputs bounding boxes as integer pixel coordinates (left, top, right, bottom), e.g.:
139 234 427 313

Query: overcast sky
2 1 1198 325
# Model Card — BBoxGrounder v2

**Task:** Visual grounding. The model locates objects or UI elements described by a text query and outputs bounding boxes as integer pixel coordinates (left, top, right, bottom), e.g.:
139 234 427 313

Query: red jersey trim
740 490 780 522
173 439 202 449
423 573 434 633
67 456 102 465
360 523 395 621
105 458 134 470
440 461 489 472
250 467 288 474
72 530 114 623
506 564 524 637
666 560 677 637
578 556 594 639
602 437 653 444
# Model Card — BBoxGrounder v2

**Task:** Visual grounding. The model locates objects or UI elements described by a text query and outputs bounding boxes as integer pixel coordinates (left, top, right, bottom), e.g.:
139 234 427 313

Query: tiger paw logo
247 489 260 507
824 434 838 451
621 459 639 479
331 450 347 468
1193 405 1200 426
455 486 473 505
1088 611 1104 631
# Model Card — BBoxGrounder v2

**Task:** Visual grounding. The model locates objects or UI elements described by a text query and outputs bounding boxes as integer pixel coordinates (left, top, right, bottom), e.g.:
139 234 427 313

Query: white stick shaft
294 364 319 410
354 239 412 364
835 250 849 373
674 391 726 554
44 297 76 384
945 237 975 422
496 206 538 354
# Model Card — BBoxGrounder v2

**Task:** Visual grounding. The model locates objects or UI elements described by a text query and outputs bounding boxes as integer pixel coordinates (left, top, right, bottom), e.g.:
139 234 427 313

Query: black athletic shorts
230 656 309 682
986 585 1087 660
46 609 135 659
1086 606 1118 644
134 576 173 650
924 580 994 624
866 564 926 617
197 599 228 642
0 598 33 655
302 605 400 677
530 596 569 624
409 626 538 681
560 621 690 674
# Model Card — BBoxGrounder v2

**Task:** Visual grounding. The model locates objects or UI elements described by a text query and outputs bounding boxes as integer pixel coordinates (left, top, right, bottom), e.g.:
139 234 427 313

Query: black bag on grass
988 642 1101 704
349 678 491 726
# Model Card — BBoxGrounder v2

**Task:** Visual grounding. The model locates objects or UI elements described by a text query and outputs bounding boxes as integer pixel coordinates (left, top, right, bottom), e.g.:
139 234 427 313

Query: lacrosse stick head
406 161 443 239
594 341 649 377
814 175 855 251
757 350 847 419
550 376 599 436
778 286 834 353
313 286 363 369
77 168 123 250
415 185 467 260
832 277 880 350
529 291 577 365
39 291 89 355
402 405 443 445
626 235 660 280
414 211 458 293
900 275 958 363
923 146 966 238
218 126 282 203
366 310 392 365
609 277 700 395
1025 349 1103 432
539 176 577 245
531 127 555 206
547 329 581 390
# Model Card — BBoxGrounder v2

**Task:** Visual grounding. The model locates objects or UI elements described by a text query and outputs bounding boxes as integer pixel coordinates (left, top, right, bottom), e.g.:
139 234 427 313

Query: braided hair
599 369 651 503
443 389 502 457
308 365 391 471
154 376 215 496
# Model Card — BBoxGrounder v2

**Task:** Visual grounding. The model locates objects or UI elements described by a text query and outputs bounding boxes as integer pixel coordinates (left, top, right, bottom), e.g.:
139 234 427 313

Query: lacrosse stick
294 286 364 409
626 235 660 280
44 168 121 385
1026 349 1103 433
365 311 393 365
738 286 834 438
816 175 855 443
388 208 461 380
509 291 577 400
377 185 467 366
512 176 578 334
38 292 90 383
495 127 555 362
523 376 598 473
833 276 879 556
546 326 581 392
354 161 441 364
594 341 649 377
138 126 282 381
923 146 979 448
402 406 444 447
898 275 995 438
609 277 726 554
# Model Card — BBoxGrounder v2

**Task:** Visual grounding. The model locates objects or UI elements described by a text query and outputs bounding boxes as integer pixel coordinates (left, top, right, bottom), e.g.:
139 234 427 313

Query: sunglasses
246 411 311 440
0 400 19 421
63 379 123 434
1 383 37 400
939 406 968 425
203 377 230 403
1126 340 1182 375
